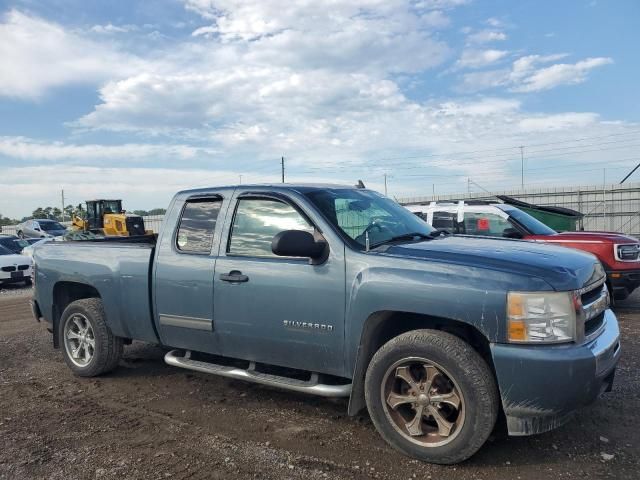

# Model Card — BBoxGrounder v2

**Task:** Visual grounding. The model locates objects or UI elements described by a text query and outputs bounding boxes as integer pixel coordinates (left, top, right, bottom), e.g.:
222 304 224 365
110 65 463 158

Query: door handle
219 270 249 283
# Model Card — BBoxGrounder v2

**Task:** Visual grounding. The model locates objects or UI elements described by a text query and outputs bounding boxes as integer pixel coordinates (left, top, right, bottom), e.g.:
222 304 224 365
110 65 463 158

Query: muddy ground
1 284 638 479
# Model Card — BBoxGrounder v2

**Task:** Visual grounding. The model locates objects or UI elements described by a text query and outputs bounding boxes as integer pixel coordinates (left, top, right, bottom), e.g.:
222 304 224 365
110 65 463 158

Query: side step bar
164 350 352 398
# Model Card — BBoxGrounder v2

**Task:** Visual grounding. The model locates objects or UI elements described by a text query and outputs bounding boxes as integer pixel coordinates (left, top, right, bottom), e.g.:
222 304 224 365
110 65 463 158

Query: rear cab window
176 199 222 253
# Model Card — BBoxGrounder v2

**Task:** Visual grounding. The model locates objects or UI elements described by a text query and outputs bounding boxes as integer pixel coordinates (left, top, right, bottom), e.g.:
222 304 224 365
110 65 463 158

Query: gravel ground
0 287 639 479
0 283 33 297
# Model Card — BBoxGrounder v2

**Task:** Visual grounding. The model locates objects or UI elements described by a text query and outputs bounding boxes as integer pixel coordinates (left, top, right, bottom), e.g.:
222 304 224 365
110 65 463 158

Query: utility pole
603 168 607 226
519 146 525 189
61 189 65 222
239 174 243 184
467 177 471 193
384 173 388 196
281 156 285 183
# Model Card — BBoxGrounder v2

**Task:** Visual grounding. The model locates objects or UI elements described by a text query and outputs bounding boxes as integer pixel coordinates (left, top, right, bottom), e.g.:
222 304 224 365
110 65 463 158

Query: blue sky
0 0 639 218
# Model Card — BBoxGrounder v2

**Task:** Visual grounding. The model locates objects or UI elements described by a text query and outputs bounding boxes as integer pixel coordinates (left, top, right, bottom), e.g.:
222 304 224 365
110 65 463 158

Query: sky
0 0 639 218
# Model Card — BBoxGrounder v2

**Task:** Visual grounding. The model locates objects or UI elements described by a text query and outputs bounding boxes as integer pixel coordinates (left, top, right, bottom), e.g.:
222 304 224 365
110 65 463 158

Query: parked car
17 219 67 238
0 244 32 286
32 184 619 464
0 234 29 254
21 238 55 258
407 201 640 301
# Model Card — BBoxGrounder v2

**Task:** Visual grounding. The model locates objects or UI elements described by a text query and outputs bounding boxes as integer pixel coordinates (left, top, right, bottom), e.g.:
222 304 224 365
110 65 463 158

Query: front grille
1 266 16 272
585 311 605 337
616 244 640 262
17 265 29 271
579 279 608 341
581 282 604 305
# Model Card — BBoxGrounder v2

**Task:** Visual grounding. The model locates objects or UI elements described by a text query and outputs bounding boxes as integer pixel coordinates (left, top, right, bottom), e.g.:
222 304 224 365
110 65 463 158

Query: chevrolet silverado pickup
32 184 621 464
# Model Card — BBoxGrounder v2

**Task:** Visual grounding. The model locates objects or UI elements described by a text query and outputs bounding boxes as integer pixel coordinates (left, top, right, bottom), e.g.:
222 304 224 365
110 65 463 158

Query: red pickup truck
407 201 640 301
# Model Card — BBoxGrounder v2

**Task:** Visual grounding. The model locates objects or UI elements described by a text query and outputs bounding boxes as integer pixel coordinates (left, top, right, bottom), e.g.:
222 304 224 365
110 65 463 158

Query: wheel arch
347 310 495 416
52 281 101 348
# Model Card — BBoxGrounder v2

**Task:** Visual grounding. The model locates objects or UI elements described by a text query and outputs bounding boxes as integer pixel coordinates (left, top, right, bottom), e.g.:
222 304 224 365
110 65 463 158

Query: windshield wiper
370 232 433 249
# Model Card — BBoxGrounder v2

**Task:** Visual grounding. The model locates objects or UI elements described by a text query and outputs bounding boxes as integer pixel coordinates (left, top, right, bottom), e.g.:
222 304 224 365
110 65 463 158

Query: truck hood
380 235 604 291
550 231 639 244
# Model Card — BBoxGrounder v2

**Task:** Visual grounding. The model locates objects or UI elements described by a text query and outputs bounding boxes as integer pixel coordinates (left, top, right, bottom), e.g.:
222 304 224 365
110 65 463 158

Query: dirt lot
1 284 639 480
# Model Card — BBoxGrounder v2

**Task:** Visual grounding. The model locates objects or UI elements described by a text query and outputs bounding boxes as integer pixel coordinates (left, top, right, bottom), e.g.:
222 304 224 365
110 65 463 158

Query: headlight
507 291 577 343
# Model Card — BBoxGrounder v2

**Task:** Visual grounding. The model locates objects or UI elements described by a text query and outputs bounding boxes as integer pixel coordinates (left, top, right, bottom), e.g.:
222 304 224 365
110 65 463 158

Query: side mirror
272 230 328 264
503 228 523 239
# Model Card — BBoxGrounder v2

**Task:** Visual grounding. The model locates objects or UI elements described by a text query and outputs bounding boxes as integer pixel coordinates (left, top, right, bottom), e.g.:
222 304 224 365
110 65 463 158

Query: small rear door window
432 211 457 232
176 199 222 253
462 212 511 236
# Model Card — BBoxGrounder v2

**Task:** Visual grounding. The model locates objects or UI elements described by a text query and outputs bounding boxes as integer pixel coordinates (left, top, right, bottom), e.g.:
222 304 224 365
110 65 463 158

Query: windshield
497 205 557 235
102 201 122 214
39 221 65 231
0 245 12 255
0 237 22 253
305 189 435 249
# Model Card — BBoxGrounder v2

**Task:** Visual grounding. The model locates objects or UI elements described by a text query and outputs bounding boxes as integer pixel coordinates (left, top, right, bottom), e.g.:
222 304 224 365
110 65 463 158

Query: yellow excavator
71 199 149 237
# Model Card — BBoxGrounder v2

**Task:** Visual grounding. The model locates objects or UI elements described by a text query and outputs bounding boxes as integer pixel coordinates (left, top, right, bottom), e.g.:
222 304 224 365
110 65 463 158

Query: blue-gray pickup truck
31 184 620 464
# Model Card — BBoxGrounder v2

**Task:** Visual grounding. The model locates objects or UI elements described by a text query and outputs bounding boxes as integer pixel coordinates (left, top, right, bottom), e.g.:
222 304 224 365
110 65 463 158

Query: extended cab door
153 192 230 353
212 190 346 377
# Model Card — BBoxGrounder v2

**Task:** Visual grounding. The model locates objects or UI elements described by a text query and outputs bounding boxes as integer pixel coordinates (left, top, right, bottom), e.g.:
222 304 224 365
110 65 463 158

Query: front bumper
607 268 640 296
491 309 621 436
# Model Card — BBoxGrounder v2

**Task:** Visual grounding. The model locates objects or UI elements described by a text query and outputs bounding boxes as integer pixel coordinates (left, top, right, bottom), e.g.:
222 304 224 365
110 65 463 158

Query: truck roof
177 183 360 196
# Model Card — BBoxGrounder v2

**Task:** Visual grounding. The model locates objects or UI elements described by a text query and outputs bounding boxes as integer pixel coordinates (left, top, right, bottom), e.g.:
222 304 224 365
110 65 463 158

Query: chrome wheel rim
381 357 465 447
63 314 95 367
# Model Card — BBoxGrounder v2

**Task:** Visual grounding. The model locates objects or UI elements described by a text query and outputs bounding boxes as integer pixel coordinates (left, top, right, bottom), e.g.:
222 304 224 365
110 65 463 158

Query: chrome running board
164 350 352 398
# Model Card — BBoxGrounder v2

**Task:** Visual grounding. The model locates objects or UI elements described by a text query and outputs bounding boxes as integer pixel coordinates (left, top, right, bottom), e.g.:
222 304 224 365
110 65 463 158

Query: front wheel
59 298 123 377
365 330 499 464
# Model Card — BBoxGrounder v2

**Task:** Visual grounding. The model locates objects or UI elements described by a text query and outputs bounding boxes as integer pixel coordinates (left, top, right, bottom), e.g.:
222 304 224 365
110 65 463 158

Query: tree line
0 206 167 226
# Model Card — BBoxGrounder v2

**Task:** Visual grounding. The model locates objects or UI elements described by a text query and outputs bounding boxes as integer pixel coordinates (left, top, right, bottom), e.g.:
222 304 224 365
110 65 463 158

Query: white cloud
0 10 145 98
456 49 509 69
0 136 215 161
459 54 613 92
466 29 507 43
513 57 613 92
518 113 599 131
90 23 137 34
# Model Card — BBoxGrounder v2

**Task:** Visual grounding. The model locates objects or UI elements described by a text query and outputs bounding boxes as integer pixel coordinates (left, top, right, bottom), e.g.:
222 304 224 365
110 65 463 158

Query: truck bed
33 241 159 344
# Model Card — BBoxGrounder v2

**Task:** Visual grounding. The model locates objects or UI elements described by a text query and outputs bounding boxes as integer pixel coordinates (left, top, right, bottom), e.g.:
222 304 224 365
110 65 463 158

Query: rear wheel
59 298 123 377
365 330 498 464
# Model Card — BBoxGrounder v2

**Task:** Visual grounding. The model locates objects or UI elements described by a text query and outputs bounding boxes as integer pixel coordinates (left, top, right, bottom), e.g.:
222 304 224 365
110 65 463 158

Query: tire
17 231 24 239
59 298 123 377
24 278 32 286
364 330 499 464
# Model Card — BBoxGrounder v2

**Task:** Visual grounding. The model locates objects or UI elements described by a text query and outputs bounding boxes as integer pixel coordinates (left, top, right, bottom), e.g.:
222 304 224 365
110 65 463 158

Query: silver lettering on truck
283 320 334 332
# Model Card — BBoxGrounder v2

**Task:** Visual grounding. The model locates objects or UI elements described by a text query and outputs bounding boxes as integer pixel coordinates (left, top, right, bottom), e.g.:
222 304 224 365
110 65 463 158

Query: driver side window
228 198 314 258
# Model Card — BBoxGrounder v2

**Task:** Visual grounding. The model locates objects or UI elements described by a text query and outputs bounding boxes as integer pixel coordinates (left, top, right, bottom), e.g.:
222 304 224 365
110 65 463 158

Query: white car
0 245 32 287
